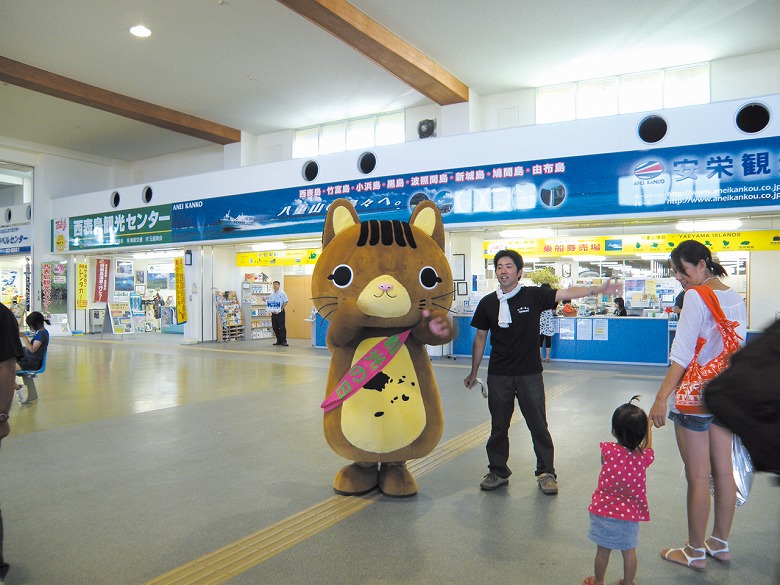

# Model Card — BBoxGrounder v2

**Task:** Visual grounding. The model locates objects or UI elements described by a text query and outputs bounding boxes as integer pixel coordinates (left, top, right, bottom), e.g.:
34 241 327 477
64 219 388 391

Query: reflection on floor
3 333 778 584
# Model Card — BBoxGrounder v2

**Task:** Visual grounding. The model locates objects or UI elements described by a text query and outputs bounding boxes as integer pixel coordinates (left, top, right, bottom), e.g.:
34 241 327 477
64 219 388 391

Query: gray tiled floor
2 333 778 584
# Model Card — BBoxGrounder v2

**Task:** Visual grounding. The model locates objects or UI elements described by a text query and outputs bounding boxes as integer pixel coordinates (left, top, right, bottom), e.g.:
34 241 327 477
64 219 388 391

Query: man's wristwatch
0 413 8 423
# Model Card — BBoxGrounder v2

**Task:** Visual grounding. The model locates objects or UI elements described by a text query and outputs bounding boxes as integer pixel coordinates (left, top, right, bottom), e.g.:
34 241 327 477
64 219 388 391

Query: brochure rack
214 290 244 342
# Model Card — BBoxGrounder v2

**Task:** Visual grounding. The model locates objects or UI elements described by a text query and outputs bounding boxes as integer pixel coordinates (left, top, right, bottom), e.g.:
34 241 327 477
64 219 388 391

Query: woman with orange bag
648 240 747 572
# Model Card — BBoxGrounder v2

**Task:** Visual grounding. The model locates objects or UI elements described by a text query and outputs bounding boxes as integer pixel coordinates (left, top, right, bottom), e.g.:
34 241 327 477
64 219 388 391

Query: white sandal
661 544 706 571
705 535 730 563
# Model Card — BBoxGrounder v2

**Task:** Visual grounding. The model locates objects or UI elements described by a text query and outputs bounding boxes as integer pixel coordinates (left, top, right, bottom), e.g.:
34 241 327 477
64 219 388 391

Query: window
346 117 375 151
619 71 663 114
576 78 618 119
375 111 405 146
319 122 346 155
664 64 710 108
537 63 710 124
536 85 575 124
292 127 319 159
292 111 405 158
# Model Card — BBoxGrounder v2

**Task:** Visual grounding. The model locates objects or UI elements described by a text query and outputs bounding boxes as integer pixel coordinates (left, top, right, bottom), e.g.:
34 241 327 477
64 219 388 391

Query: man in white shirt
268 280 289 346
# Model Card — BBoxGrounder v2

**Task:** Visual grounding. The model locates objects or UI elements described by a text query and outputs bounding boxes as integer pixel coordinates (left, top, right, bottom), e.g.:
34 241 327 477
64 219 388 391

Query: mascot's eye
328 264 353 288
419 266 442 290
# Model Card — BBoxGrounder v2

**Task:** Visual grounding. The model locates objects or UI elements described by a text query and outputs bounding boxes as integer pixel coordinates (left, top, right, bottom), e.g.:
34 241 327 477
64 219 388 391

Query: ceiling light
499 228 556 238
133 250 181 260
251 242 287 252
675 219 742 232
715 251 747 260
564 255 606 262
639 253 670 260
130 25 152 38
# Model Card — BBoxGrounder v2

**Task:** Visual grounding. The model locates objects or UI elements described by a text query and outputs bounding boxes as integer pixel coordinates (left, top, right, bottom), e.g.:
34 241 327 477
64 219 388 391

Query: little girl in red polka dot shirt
584 396 654 585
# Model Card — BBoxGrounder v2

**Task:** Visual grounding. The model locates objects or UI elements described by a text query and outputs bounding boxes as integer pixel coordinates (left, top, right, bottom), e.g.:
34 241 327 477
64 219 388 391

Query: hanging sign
174 257 187 325
484 228 780 258
94 259 110 302
40 262 68 314
235 249 320 266
76 263 88 310
0 225 32 254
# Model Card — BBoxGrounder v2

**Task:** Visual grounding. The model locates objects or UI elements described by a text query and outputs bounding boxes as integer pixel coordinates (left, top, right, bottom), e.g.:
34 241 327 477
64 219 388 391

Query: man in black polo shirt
0 302 24 584
464 250 620 494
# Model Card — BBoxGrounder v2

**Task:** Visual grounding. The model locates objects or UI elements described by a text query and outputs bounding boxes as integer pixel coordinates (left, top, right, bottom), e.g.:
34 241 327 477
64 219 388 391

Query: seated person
613 296 628 316
17 311 50 373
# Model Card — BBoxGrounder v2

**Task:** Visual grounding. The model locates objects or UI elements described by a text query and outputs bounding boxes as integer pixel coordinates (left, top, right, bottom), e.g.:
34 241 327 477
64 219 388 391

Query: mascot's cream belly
341 338 424 453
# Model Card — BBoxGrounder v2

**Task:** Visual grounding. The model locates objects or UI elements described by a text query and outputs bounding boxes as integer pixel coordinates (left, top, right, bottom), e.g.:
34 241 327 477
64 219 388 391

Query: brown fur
312 199 454 496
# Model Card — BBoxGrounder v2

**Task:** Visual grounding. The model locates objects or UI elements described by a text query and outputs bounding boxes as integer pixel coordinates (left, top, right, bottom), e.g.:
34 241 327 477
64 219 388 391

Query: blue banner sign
0 225 32 254
55 136 780 251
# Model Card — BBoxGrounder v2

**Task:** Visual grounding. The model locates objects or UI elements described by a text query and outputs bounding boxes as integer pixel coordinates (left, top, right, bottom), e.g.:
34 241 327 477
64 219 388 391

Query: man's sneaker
537 472 558 495
480 472 509 490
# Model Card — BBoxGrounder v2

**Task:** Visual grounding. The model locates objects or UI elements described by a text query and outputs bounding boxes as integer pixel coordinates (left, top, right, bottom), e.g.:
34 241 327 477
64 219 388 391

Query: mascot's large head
312 199 452 328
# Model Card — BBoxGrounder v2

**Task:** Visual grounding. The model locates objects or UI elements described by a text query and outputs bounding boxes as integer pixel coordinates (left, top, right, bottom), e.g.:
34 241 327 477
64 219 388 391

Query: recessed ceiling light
251 242 287 252
130 25 152 38
499 228 556 238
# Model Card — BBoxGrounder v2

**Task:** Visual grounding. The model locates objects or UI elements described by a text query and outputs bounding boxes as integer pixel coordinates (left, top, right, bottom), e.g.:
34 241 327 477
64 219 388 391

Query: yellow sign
485 229 780 257
236 249 320 266
174 257 187 325
76 263 88 310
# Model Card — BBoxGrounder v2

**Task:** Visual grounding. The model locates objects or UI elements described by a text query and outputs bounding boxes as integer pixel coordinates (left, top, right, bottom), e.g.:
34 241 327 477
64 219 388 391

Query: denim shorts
588 512 639 550
669 410 714 432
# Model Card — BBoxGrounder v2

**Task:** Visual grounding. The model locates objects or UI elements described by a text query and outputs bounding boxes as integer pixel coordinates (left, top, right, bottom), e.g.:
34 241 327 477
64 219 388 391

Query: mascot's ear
410 201 445 251
323 199 360 247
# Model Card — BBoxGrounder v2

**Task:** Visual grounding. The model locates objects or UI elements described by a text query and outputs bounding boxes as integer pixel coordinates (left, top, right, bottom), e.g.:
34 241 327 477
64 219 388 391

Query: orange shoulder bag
675 286 743 414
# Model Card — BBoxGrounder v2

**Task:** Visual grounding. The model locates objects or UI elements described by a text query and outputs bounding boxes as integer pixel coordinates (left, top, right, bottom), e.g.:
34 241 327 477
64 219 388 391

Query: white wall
711 50 780 102
747 251 780 330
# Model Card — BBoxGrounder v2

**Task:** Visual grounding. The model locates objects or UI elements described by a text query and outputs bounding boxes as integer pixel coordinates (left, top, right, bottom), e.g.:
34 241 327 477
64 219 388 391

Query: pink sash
320 329 411 413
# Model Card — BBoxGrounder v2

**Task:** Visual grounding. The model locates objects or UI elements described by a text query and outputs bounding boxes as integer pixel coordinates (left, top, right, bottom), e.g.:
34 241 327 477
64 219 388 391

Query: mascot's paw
378 462 418 497
333 462 379 495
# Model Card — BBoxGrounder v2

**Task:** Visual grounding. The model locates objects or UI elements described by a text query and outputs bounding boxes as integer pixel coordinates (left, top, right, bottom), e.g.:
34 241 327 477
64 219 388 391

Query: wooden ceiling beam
0 55 241 145
276 0 469 105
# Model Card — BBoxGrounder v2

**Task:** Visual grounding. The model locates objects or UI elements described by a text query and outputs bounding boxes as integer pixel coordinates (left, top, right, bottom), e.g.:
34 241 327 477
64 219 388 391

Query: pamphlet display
129 293 145 333
214 290 245 342
242 281 273 339
103 302 135 335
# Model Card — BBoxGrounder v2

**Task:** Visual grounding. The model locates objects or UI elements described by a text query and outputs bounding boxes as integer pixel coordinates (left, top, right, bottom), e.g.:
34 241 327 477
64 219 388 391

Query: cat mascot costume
312 198 454 497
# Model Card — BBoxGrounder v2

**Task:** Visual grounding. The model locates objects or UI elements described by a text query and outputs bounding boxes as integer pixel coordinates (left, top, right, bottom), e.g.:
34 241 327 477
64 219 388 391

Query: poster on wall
1 270 21 305
94 258 110 303
146 263 175 294
114 260 134 301
129 293 145 333
559 318 575 340
592 318 609 341
41 262 68 314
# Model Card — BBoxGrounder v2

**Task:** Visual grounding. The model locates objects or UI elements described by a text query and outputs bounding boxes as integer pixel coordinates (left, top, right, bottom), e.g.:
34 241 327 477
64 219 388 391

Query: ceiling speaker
417 119 436 139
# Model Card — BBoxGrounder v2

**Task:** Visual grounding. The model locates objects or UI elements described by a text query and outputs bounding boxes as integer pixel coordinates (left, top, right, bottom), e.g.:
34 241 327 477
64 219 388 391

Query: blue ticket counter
452 315 670 366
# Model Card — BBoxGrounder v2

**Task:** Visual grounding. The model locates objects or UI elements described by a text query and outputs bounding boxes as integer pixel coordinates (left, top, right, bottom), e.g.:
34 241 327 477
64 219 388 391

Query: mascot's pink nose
378 283 393 291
